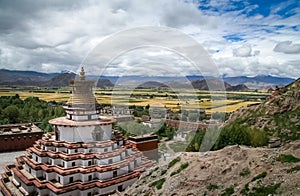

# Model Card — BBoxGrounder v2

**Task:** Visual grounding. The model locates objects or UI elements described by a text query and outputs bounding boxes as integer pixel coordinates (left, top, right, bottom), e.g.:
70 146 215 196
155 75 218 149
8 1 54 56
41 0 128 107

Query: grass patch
241 183 281 196
241 183 250 195
161 170 167 175
249 183 281 196
168 157 181 169
207 183 218 191
240 167 251 177
170 162 189 176
150 178 166 190
287 165 300 173
169 142 188 152
277 154 300 163
221 186 234 196
251 172 267 182
158 143 168 151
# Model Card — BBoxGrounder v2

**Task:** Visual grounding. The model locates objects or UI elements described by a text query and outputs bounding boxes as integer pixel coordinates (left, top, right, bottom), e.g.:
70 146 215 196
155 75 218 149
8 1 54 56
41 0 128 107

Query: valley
0 87 268 114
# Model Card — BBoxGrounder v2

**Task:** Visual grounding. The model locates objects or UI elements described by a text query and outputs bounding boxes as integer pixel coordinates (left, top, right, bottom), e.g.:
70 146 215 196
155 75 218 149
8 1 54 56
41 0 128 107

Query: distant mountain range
223 75 295 89
0 69 113 88
98 75 295 89
0 69 296 89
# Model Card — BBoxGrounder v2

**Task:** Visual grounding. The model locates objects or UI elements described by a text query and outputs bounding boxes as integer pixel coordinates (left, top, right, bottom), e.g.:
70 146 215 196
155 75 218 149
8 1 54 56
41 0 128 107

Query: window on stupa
69 177 73 183
113 170 117 178
108 159 113 164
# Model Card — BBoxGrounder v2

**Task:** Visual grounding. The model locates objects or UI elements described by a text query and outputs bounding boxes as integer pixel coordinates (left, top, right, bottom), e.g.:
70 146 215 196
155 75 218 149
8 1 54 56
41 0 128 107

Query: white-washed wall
58 125 112 143
98 171 112 180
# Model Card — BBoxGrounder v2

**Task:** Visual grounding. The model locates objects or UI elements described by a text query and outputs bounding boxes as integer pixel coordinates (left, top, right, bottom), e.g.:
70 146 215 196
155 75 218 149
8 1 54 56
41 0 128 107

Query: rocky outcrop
123 140 300 195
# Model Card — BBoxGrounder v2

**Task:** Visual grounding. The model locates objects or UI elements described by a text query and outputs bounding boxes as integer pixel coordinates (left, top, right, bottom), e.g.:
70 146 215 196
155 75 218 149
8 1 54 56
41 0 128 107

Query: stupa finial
80 66 85 80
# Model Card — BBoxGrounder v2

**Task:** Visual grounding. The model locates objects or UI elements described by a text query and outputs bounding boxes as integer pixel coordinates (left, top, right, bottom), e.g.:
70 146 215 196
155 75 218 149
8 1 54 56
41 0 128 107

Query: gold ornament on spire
80 66 85 80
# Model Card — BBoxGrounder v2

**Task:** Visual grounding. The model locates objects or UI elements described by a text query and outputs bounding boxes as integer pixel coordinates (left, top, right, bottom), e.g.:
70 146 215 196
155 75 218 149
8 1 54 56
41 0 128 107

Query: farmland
0 87 269 114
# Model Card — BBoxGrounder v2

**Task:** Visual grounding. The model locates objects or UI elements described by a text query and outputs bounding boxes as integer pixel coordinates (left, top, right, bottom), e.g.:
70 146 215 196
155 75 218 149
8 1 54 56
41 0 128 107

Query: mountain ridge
0 69 114 88
0 69 295 89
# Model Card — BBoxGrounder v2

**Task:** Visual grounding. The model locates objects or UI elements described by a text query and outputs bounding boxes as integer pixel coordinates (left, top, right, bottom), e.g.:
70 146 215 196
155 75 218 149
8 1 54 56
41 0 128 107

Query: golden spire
80 66 85 80
67 66 98 107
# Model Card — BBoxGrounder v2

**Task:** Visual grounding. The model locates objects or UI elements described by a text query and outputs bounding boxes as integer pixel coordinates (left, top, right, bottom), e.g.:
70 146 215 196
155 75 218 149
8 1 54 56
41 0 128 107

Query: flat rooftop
128 134 158 142
0 123 42 135
49 116 116 126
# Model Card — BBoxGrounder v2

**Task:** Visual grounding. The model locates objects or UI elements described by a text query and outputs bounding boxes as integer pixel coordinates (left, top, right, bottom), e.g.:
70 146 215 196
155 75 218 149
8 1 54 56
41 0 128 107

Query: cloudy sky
0 0 299 78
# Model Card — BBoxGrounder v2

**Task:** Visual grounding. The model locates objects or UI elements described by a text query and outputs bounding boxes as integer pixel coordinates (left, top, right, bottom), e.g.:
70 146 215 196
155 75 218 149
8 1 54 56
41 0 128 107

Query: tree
145 104 150 109
3 105 19 123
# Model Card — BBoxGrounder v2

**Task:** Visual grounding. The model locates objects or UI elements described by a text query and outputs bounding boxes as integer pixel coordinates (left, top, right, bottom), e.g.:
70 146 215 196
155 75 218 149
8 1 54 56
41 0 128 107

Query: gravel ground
0 151 26 174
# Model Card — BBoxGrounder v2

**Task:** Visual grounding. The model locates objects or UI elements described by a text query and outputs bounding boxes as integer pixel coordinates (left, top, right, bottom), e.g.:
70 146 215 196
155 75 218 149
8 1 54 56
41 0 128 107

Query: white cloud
273 41 300 54
0 0 299 79
232 44 260 57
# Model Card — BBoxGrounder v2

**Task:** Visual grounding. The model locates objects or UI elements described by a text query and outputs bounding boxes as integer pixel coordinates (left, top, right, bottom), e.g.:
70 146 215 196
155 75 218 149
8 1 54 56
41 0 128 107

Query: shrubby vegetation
241 182 281 196
186 119 269 152
185 129 206 152
240 167 251 177
129 104 149 117
277 154 300 163
156 122 176 140
118 121 176 141
273 107 300 141
0 95 65 132
220 186 234 196
249 183 281 196
168 157 181 169
170 162 189 176
214 124 268 150
161 170 167 175
286 165 300 173
251 172 267 182
150 178 166 190
118 121 153 137
207 183 219 191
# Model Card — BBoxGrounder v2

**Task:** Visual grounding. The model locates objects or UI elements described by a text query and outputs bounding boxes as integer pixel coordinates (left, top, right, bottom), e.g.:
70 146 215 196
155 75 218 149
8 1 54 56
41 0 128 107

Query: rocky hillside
226 78 300 142
137 81 168 88
44 72 76 87
0 69 54 86
123 141 300 195
191 78 249 91
121 78 300 196
186 79 299 152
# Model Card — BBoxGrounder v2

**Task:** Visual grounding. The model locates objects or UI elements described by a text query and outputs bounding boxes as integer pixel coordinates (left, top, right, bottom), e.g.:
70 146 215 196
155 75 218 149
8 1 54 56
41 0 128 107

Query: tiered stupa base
0 133 153 196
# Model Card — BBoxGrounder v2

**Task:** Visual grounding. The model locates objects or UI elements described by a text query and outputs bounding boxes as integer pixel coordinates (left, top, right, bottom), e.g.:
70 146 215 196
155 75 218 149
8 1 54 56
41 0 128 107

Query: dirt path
165 140 175 155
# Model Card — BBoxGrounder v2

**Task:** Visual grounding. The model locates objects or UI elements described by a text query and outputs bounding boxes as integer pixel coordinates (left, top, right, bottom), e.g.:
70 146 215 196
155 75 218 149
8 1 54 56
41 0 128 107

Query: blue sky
0 0 299 78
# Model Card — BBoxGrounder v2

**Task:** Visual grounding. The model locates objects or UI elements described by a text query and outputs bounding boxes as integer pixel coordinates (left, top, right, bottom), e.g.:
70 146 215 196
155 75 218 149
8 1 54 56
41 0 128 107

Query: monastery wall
0 132 43 152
